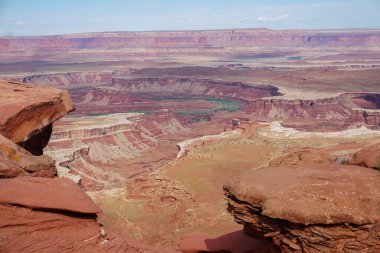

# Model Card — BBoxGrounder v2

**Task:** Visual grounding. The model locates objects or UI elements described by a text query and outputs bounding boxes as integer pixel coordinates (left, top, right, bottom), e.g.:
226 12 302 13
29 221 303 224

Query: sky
0 0 380 36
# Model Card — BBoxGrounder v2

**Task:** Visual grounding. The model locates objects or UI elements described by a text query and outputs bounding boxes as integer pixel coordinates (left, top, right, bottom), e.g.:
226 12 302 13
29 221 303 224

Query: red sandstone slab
0 205 156 253
0 176 101 214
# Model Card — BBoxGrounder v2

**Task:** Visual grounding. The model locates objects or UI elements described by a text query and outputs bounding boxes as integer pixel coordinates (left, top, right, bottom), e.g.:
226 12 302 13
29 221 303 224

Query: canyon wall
247 93 380 129
112 77 281 100
18 68 380 130
45 110 190 190
22 71 112 88
15 68 380 130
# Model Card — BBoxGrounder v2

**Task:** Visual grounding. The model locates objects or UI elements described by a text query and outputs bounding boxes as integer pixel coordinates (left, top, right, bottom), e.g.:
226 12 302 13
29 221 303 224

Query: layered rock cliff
247 93 380 130
22 71 112 89
45 110 189 190
112 77 281 100
11 67 380 131
224 164 380 252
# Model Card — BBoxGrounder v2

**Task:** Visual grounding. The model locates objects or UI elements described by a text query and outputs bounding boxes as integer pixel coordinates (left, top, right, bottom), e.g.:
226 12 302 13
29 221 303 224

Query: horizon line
2 27 380 38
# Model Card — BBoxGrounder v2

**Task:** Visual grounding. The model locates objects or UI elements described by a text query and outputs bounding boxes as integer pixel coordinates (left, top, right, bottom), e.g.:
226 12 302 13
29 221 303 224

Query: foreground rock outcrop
0 176 155 252
0 80 158 252
0 205 154 253
224 164 380 252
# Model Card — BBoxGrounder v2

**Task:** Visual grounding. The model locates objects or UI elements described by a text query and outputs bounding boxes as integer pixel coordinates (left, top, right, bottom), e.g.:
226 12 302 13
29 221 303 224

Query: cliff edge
0 81 157 253
224 163 380 252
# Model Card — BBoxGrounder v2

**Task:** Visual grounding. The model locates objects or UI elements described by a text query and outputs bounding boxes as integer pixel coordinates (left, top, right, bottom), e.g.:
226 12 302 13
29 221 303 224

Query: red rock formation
0 80 160 252
0 176 100 213
269 148 333 166
247 93 380 130
0 133 56 178
14 66 379 131
0 80 74 151
112 77 281 101
46 111 189 190
224 164 380 252
350 94 380 110
0 204 155 253
0 80 73 177
20 67 379 131
22 71 112 89
350 142 380 169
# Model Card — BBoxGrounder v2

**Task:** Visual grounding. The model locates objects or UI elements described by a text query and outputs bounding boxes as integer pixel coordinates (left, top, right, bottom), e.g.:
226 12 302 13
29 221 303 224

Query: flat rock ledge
0 176 101 214
224 164 380 252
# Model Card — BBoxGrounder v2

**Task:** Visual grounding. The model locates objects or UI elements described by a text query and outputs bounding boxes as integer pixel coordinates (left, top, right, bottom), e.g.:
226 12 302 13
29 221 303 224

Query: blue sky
0 0 379 36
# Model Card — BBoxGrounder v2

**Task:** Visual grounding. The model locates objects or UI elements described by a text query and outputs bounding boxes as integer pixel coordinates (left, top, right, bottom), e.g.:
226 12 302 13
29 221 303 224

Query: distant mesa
1 29 380 50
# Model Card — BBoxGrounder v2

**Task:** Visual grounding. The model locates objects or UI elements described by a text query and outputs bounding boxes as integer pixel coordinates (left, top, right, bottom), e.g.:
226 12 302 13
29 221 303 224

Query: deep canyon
0 28 379 252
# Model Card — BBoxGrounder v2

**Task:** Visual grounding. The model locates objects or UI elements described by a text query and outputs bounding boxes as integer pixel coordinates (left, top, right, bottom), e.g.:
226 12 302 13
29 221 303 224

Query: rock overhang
0 80 74 144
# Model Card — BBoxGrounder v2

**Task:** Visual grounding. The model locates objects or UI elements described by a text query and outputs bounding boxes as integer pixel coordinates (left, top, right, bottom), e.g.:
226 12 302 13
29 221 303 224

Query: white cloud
257 14 289 22
13 20 28 26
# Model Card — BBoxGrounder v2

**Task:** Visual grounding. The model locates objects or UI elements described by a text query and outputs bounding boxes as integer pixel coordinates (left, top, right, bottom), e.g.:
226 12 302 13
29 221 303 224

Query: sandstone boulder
224 164 380 252
350 142 380 169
